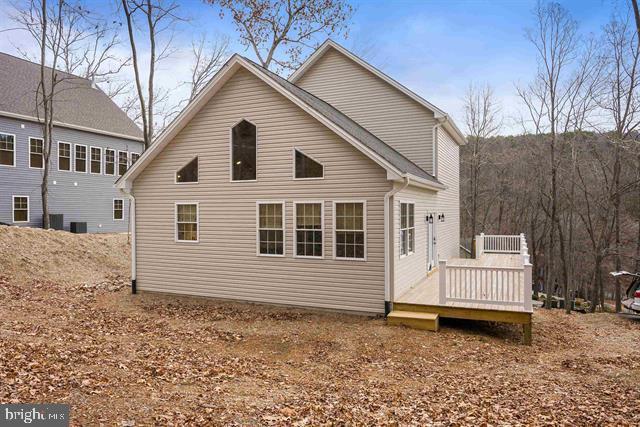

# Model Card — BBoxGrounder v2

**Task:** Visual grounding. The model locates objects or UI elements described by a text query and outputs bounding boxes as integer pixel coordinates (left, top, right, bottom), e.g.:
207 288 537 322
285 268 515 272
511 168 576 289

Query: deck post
475 233 484 259
524 260 533 312
438 260 447 304
523 322 532 345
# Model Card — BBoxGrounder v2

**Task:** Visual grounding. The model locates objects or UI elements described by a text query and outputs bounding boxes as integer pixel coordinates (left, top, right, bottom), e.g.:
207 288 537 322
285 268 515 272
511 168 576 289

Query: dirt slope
0 226 639 425
0 225 129 284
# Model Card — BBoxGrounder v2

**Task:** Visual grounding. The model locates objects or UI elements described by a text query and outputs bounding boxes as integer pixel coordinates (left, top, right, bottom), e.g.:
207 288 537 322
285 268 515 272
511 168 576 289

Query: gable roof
0 52 142 141
289 39 466 145
116 54 445 190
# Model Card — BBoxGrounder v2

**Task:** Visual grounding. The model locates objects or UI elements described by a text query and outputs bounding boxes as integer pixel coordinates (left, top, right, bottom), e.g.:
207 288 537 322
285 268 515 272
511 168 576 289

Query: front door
427 216 436 271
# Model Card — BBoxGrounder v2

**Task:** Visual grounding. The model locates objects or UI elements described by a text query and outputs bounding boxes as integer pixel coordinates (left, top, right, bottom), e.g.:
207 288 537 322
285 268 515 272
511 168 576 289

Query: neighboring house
0 52 143 232
116 39 467 315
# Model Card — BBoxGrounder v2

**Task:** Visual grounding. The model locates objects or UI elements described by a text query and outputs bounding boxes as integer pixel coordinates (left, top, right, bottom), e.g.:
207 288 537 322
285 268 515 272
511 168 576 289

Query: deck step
387 310 439 332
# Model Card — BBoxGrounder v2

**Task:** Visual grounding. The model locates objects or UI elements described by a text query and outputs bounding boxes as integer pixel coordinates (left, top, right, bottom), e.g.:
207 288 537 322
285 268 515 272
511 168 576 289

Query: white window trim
399 201 416 258
28 137 44 169
74 143 88 173
292 147 325 180
174 156 199 184
113 198 124 221
256 201 286 257
130 152 141 168
117 150 128 177
332 200 367 262
57 141 72 172
0 132 17 168
293 200 324 259
12 195 29 223
175 201 200 243
90 146 103 175
104 148 116 176
229 118 258 183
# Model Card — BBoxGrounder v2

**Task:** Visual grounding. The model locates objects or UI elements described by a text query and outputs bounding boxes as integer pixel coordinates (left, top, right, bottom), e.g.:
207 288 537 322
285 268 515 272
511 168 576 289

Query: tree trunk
614 141 622 312
40 0 50 230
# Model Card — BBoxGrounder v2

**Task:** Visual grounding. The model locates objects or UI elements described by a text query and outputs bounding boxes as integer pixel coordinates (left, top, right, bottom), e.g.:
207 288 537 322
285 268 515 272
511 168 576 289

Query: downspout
433 122 442 178
384 175 410 315
121 184 137 294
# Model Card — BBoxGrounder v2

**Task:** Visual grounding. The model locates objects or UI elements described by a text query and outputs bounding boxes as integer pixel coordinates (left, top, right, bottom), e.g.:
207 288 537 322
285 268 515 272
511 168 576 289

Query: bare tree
599 8 640 311
208 0 354 72
462 83 502 245
186 34 229 102
120 0 184 148
11 0 121 229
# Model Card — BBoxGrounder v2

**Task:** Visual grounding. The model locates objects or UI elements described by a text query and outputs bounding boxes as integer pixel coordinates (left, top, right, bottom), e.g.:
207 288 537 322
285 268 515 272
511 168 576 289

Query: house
0 52 143 232
117 41 533 342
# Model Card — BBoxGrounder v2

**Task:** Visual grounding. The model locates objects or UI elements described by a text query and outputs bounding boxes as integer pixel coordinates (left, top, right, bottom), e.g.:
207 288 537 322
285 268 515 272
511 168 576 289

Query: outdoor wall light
426 214 434 224
440 213 446 222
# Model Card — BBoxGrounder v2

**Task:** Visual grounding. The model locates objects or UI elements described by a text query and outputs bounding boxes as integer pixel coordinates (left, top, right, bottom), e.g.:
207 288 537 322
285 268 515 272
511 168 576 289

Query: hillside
0 225 639 425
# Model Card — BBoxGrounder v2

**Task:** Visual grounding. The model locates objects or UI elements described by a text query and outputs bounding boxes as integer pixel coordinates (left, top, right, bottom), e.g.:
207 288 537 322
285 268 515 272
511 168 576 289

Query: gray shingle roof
0 52 141 140
242 56 441 185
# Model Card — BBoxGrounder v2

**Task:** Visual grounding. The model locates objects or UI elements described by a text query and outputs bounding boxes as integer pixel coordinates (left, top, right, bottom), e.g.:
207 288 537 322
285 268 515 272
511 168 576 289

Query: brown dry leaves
0 226 639 425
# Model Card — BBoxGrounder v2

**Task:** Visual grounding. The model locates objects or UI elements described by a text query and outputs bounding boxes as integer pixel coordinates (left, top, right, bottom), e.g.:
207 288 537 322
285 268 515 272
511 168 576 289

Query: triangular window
176 157 198 183
295 149 323 179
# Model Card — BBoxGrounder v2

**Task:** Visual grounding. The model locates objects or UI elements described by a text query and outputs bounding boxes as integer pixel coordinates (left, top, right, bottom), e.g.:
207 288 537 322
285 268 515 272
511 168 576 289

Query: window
29 138 44 169
113 199 124 221
58 142 71 171
176 157 198 183
13 196 29 223
400 202 415 256
130 152 140 165
257 202 284 256
74 144 87 173
334 202 366 260
231 120 256 181
0 133 15 166
105 149 115 175
118 151 128 176
176 203 199 242
90 147 102 174
295 202 323 258
294 149 324 179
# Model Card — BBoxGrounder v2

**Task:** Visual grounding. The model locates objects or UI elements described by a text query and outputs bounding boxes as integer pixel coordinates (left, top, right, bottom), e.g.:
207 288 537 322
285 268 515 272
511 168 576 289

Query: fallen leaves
0 226 639 425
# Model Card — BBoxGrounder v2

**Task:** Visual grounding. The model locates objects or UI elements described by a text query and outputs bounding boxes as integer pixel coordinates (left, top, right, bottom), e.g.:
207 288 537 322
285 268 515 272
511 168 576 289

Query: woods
461 2 640 312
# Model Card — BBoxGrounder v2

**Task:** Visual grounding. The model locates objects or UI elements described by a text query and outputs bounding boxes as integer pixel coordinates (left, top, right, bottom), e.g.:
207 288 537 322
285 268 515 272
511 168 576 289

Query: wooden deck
395 253 529 313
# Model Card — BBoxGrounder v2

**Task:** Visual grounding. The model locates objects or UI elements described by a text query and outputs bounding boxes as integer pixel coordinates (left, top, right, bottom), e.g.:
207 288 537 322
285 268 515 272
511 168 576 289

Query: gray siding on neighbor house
0 115 143 232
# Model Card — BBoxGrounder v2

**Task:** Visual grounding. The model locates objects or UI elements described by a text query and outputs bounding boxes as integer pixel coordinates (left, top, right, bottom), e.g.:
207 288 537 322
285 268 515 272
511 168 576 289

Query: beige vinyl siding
133 68 391 313
435 127 460 260
296 48 436 174
392 183 438 299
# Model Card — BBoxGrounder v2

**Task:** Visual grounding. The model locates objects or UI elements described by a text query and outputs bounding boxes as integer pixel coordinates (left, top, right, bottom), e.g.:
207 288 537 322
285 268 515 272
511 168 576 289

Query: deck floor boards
395 253 531 313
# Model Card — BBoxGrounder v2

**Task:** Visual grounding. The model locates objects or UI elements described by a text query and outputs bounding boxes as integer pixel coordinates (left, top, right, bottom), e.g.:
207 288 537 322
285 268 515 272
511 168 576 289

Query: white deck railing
441 234 533 311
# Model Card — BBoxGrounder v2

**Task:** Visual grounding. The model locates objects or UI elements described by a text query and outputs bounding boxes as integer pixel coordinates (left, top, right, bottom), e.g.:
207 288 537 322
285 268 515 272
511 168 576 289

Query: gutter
120 184 137 294
384 176 410 315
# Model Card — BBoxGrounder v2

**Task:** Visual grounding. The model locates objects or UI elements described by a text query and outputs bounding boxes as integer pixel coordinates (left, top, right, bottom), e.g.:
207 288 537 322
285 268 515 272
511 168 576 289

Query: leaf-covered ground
1 226 639 425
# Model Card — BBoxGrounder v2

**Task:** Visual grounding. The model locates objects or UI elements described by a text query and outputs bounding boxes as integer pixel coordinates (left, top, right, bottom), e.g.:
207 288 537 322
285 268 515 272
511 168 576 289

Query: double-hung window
334 202 366 260
400 202 415 256
58 142 71 171
13 196 29 223
90 147 102 174
130 152 140 165
295 202 323 258
0 133 15 166
257 202 284 256
105 149 115 175
74 144 87 173
113 199 124 220
118 151 128 176
29 138 44 169
176 202 199 242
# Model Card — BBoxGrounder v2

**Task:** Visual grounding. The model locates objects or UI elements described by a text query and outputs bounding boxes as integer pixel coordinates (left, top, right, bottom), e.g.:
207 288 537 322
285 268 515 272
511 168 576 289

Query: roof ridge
240 55 439 183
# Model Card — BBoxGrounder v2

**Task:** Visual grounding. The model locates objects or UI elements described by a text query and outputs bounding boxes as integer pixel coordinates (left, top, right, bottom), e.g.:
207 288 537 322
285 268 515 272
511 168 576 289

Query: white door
427 216 436 271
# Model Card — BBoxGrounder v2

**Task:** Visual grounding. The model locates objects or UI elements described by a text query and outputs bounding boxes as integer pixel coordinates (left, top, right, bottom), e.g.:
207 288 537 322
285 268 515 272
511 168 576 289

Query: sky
0 0 622 135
